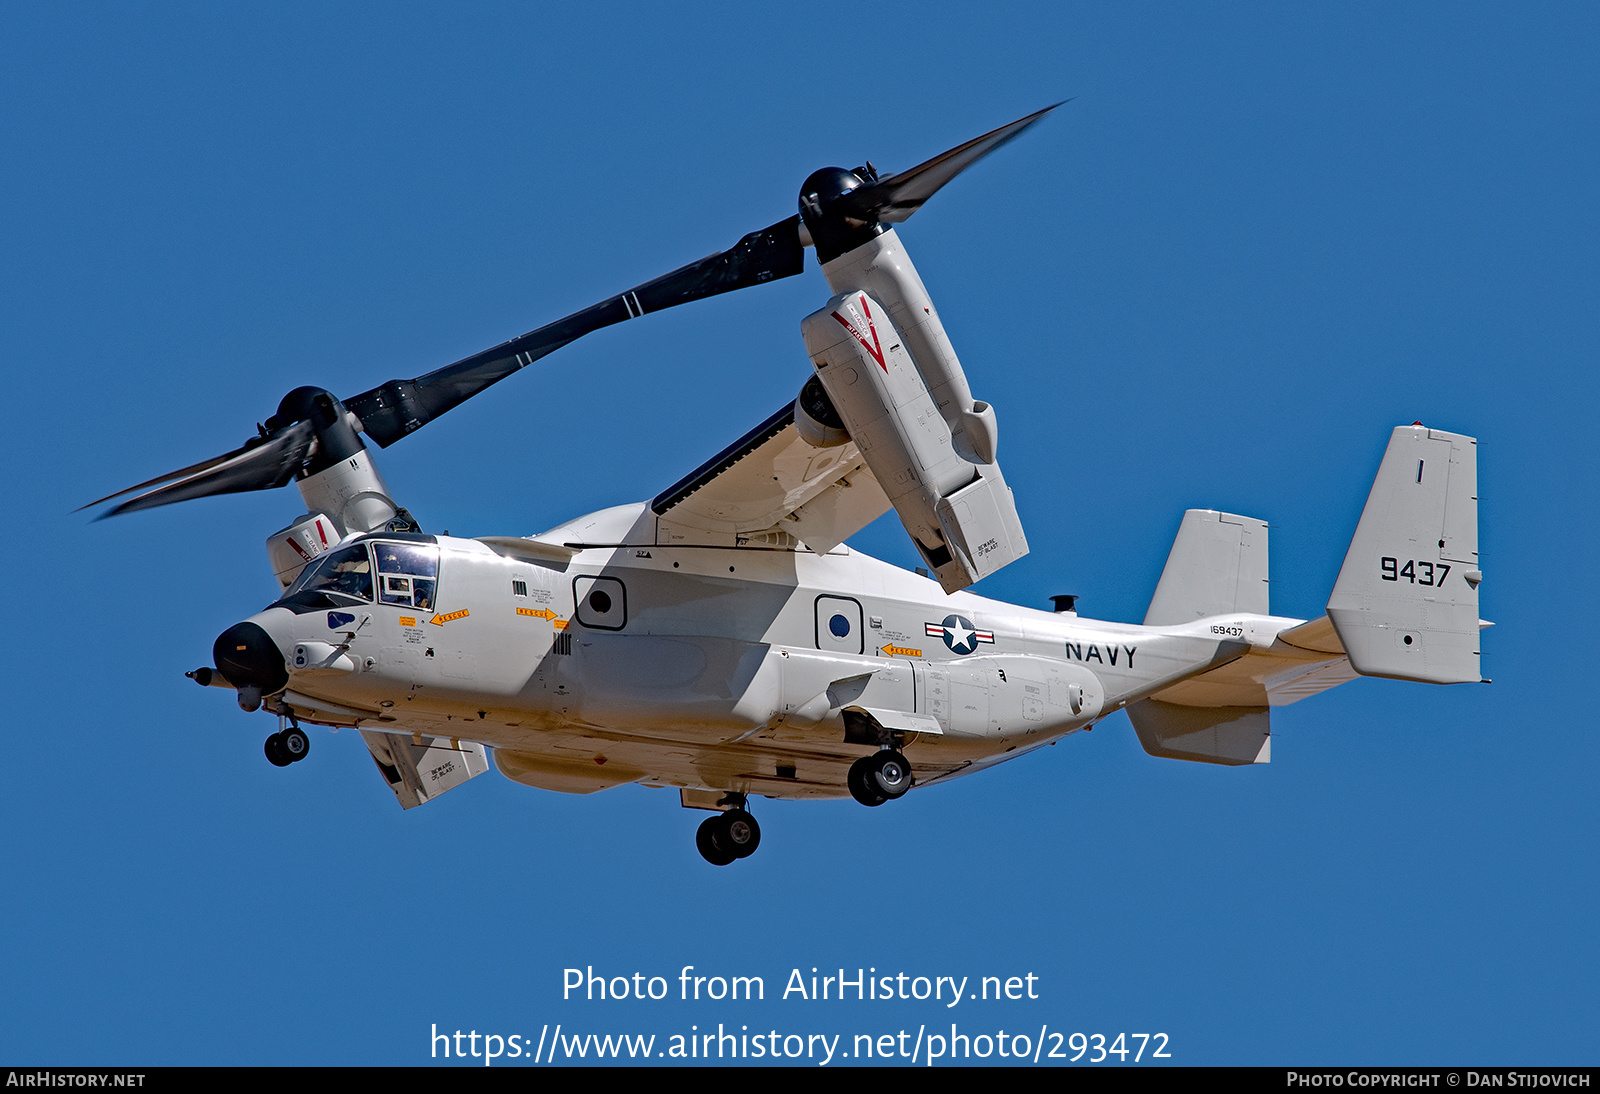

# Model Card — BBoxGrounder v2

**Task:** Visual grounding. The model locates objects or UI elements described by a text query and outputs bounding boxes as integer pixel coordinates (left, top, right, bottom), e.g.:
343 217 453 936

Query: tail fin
1144 510 1270 625
1327 425 1483 684
1129 702 1272 766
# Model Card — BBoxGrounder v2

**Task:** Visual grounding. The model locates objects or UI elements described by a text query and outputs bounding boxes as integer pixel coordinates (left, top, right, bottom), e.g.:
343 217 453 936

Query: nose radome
213 621 289 700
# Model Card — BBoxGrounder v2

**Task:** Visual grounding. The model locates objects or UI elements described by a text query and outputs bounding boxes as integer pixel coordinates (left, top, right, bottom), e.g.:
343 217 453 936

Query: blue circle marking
829 613 851 638
940 614 980 655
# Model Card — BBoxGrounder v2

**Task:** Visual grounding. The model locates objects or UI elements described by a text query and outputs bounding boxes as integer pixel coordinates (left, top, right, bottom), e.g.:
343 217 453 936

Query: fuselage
231 502 1297 800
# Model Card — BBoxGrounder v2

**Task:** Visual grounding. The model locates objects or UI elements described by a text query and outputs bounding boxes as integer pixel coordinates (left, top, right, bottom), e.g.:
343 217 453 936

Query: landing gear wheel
696 816 737 866
718 810 761 859
264 733 292 767
848 755 887 807
280 726 310 762
868 749 912 799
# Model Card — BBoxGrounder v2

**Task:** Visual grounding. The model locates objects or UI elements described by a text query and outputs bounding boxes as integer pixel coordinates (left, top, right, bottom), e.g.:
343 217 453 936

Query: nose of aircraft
213 620 289 710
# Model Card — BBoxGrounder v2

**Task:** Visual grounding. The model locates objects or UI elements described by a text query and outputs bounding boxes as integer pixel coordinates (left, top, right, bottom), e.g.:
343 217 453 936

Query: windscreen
288 544 374 602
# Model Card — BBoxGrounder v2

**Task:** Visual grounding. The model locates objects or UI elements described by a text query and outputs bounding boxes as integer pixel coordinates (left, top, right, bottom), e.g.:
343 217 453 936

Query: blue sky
2 2 1595 1066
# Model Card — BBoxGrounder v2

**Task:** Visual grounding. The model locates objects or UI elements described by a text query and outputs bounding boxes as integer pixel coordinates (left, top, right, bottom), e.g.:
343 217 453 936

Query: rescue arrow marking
429 608 470 626
516 607 560 621
880 644 923 658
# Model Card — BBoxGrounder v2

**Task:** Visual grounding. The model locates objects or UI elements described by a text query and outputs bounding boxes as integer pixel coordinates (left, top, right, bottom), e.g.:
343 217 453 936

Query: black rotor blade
347 215 805 448
99 421 315 518
79 443 267 511
838 102 1064 225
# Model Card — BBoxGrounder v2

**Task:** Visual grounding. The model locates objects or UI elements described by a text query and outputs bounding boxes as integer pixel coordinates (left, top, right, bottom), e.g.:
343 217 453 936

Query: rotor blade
78 443 264 511
347 215 805 447
839 102 1064 225
100 421 315 518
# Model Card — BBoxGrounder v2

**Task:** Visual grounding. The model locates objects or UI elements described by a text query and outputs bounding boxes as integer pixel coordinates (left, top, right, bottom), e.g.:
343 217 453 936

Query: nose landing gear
695 795 762 866
265 713 311 767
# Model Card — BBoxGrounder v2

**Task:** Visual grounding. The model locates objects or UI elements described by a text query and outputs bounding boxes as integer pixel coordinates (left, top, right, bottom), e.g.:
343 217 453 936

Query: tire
848 756 886 807
280 727 310 762
696 816 736 866
868 750 912 799
718 810 761 858
264 734 292 767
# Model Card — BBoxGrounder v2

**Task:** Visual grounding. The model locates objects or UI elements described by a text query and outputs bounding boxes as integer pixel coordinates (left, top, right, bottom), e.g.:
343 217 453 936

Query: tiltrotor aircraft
88 106 1487 864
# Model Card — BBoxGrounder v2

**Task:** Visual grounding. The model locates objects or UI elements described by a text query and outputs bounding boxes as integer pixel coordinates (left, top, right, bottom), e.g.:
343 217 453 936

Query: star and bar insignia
925 614 994 655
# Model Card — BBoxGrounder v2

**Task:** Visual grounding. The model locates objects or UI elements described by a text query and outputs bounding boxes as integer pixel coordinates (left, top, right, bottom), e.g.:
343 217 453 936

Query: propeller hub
799 167 884 263
265 386 365 477
269 386 343 432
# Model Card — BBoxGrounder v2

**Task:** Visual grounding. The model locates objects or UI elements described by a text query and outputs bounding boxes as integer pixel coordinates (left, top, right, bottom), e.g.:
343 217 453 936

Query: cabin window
814 595 864 654
574 575 627 630
374 541 439 611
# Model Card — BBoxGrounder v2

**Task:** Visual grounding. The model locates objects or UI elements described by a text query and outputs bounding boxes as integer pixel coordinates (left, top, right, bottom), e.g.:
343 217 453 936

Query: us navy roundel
925 614 995 655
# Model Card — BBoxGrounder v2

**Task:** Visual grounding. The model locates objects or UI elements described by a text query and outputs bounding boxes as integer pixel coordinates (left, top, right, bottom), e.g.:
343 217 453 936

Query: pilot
412 580 435 612
324 554 372 600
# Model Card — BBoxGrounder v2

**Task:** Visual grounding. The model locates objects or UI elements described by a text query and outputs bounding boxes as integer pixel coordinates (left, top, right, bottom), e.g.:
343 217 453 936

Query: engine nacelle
296 446 400 538
818 228 999 465
265 512 342 589
801 289 1026 592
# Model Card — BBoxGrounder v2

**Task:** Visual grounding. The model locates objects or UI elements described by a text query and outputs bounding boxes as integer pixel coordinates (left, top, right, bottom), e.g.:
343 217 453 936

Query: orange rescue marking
552 619 570 631
880 644 922 658
429 609 470 626
516 607 559 621
398 615 416 627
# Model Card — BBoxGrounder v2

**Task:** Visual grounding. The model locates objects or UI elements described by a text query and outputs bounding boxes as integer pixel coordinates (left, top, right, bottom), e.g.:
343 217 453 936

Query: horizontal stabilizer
1327 426 1482 684
1144 510 1269 626
1128 699 1271 766
1276 614 1345 654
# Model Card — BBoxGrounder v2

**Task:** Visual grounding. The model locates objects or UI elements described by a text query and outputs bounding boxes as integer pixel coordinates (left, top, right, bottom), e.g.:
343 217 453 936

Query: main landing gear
264 713 310 767
695 794 762 866
847 749 913 807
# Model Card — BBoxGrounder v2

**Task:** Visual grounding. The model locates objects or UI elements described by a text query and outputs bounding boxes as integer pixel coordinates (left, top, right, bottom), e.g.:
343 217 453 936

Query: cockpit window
289 544 373 602
373 541 439 612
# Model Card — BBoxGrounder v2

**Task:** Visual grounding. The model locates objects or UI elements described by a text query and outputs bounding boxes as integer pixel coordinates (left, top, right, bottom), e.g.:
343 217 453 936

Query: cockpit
273 535 440 613
295 544 374 601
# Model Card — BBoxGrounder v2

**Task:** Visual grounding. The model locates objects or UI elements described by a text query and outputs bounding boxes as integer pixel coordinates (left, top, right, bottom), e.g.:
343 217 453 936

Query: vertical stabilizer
1128 701 1272 766
1327 425 1482 684
1144 510 1269 625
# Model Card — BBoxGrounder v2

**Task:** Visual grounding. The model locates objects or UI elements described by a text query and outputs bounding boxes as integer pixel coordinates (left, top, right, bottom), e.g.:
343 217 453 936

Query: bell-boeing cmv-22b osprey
87 106 1488 865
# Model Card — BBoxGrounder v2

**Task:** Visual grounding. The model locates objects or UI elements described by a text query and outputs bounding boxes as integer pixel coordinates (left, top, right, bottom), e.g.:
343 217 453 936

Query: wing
650 402 891 554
